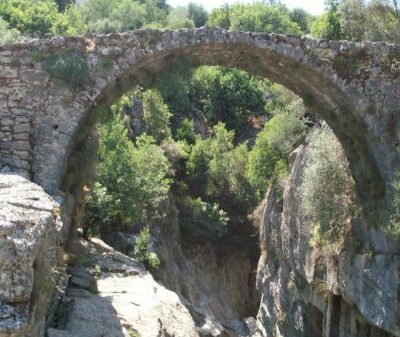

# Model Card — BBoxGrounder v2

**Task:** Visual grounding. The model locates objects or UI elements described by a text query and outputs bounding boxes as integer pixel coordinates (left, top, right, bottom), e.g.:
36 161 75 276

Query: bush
134 226 160 269
51 5 87 36
0 0 58 36
42 50 89 89
0 18 21 46
175 118 197 145
186 123 257 225
190 66 265 132
247 112 306 199
0 0 86 37
207 3 301 34
155 61 192 114
166 7 194 28
80 0 149 33
142 89 172 143
87 108 170 233
188 2 208 27
311 0 342 39
177 196 228 241
300 127 357 248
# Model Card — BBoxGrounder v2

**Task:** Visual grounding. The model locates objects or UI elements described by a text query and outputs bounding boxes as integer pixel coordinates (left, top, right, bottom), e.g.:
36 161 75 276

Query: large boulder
0 174 63 337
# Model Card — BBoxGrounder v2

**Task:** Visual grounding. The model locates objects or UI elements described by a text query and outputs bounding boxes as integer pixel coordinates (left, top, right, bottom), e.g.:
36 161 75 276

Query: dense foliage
207 3 302 34
0 0 86 36
247 112 306 199
0 17 21 46
300 127 357 248
86 108 170 234
311 0 400 42
1 0 399 44
190 66 266 132
142 89 172 143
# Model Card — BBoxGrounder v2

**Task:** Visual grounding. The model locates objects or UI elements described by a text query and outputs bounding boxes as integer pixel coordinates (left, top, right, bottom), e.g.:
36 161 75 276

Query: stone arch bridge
0 28 399 216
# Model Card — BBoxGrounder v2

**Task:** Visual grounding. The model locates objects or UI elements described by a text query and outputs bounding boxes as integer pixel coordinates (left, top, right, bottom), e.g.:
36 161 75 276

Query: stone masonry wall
0 29 398 218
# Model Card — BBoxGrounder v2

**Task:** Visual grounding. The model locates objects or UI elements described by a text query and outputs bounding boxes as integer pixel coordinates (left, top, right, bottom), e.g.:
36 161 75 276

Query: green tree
142 89 172 143
175 118 197 145
177 196 229 241
190 66 265 132
207 3 301 34
87 108 170 233
0 0 86 36
188 2 208 27
166 7 194 28
290 8 314 33
51 5 87 36
80 0 148 33
340 0 400 42
1 0 59 35
311 0 342 39
229 3 301 34
55 0 75 12
247 112 306 198
155 61 192 114
206 4 231 29
186 123 256 226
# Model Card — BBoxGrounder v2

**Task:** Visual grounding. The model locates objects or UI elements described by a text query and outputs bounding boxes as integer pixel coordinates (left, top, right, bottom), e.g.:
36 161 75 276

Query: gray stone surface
0 173 63 337
255 137 400 337
48 238 200 337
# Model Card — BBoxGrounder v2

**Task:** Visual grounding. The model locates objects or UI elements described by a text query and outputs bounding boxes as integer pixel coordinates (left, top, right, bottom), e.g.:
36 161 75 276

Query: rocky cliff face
0 174 65 337
253 143 400 337
149 197 260 337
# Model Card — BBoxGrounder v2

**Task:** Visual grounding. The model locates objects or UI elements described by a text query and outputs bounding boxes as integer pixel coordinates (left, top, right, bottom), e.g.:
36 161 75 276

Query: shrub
177 196 228 241
142 89 172 144
42 50 89 89
155 61 192 114
134 226 160 269
207 3 301 34
190 66 265 132
0 0 86 37
51 5 87 36
186 123 257 225
166 7 195 28
247 112 306 199
87 108 170 233
0 18 21 46
300 127 357 248
175 118 197 145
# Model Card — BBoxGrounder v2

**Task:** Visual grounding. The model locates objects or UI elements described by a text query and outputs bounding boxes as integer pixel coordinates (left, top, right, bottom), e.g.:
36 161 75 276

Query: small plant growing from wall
42 49 89 89
134 226 160 269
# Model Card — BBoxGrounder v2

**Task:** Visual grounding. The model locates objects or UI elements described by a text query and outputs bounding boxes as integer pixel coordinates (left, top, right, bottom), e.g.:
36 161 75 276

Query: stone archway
0 28 399 218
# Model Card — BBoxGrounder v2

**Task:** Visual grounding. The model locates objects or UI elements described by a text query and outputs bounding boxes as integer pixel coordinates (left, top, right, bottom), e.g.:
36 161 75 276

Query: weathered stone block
13 123 31 134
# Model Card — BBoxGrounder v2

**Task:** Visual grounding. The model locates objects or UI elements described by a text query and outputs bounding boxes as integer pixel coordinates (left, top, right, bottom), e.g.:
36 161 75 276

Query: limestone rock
0 173 62 337
255 139 400 337
48 239 200 337
0 174 60 303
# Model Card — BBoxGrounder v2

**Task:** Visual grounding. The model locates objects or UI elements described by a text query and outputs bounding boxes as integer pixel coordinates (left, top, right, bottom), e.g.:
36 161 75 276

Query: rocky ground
47 238 200 337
